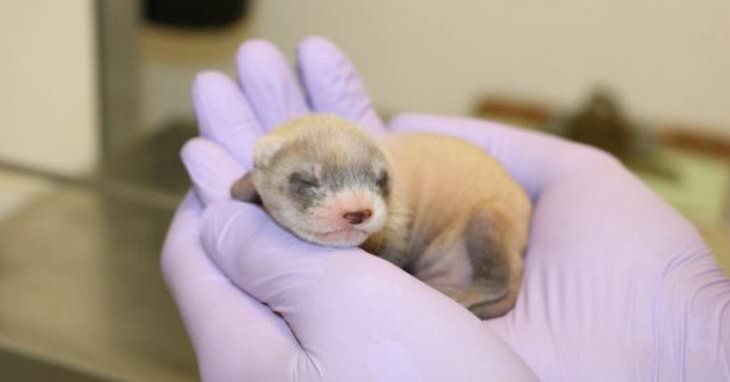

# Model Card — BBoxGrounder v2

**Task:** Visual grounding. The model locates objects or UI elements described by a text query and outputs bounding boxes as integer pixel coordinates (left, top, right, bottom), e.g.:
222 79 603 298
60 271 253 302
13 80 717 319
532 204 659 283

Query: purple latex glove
162 37 535 381
388 116 730 381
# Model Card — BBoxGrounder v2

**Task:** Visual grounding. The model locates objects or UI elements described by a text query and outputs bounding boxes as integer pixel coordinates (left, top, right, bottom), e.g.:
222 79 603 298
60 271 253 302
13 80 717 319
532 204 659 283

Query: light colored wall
0 0 98 174
141 1 730 136
139 23 251 131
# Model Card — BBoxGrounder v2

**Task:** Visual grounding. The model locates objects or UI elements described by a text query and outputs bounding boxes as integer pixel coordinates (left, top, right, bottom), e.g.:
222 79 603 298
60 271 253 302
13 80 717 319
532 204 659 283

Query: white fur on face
290 186 387 247
251 114 392 247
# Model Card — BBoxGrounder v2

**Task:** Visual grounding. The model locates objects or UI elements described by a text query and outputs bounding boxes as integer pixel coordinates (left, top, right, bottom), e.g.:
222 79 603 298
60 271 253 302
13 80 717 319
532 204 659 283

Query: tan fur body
363 133 531 318
231 115 531 319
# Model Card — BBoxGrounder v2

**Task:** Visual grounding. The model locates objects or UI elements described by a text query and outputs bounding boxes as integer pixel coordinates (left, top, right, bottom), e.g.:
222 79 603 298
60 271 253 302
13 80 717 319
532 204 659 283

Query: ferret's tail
462 202 524 319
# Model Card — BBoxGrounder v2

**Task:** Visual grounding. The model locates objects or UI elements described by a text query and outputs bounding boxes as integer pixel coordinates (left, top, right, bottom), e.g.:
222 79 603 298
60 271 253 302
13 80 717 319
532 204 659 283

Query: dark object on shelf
561 89 636 160
144 0 249 28
557 89 679 178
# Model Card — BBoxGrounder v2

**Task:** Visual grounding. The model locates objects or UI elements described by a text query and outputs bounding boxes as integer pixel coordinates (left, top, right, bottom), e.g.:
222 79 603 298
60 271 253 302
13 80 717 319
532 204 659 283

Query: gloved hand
388 115 730 381
162 37 535 381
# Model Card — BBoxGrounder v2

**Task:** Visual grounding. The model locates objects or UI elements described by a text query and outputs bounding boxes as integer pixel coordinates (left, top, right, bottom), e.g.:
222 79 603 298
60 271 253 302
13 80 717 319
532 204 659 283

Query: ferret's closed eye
376 171 389 192
289 172 320 192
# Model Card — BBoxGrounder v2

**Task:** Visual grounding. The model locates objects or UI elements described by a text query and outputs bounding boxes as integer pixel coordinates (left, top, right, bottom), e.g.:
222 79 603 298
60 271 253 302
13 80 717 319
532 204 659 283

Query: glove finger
161 193 300 381
199 199 414 323
388 113 599 198
192 71 262 168
297 36 386 136
237 39 309 132
180 137 245 205
200 200 327 308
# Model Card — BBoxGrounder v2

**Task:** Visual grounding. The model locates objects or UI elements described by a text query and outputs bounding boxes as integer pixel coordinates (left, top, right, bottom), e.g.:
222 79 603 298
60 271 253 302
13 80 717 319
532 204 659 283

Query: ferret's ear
253 135 285 169
230 171 259 202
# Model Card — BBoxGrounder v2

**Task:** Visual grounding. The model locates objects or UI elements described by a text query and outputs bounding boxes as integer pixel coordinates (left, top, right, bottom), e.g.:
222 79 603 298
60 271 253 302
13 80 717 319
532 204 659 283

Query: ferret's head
232 115 391 247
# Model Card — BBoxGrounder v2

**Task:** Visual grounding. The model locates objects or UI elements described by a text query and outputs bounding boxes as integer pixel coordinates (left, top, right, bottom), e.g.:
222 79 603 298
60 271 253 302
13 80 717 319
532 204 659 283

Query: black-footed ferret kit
231 114 531 319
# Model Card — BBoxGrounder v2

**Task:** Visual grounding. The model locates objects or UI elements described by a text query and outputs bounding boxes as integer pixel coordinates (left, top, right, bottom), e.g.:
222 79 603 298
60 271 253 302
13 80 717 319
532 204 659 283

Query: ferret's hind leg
462 202 525 319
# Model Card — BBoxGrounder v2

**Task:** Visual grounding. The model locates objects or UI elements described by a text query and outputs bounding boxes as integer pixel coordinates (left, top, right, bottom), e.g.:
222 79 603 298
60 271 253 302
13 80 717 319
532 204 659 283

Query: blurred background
0 1 728 380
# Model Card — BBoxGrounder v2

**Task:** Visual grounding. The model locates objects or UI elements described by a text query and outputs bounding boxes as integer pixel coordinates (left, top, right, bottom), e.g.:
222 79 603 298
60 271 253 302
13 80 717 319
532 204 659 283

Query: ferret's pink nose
343 209 372 225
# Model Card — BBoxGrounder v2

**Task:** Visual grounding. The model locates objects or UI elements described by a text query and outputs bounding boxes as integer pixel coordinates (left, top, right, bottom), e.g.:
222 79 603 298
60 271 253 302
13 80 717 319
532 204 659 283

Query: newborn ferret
231 114 531 319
